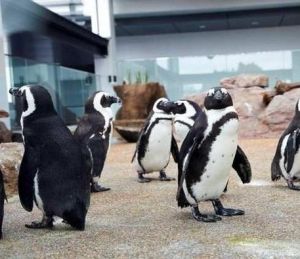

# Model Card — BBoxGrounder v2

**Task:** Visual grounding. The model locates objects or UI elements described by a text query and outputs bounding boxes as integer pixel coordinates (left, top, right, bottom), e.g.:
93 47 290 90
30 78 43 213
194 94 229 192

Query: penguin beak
9 88 22 97
214 90 223 100
109 96 122 105
159 101 177 114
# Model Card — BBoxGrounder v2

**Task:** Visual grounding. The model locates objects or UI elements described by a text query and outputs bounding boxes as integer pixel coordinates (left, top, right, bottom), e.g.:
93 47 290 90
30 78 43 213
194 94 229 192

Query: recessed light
199 25 206 29
251 21 260 26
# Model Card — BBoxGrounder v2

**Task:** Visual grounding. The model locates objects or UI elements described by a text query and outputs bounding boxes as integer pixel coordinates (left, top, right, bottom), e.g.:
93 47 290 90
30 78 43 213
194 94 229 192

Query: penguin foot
137 173 151 183
91 183 111 192
287 180 300 191
159 171 175 181
25 216 53 229
191 206 221 222
212 199 244 216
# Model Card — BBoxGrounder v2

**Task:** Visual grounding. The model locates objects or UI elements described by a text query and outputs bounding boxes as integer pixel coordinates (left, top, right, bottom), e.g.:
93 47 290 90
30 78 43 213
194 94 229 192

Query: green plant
144 71 149 84
126 70 132 84
135 71 142 84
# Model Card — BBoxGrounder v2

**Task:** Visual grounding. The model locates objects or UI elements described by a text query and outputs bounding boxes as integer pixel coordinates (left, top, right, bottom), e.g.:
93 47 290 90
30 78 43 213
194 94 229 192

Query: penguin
173 100 202 145
9 85 90 230
74 91 121 192
0 169 6 239
271 98 300 190
177 87 252 222
132 97 180 183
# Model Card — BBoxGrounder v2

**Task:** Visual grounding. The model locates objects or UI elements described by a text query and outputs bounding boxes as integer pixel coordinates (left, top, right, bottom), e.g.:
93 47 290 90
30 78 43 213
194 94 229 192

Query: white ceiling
113 0 300 17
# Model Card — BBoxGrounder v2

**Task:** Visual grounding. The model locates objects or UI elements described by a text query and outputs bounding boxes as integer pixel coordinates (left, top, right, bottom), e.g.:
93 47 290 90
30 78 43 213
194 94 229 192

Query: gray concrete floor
1 139 300 258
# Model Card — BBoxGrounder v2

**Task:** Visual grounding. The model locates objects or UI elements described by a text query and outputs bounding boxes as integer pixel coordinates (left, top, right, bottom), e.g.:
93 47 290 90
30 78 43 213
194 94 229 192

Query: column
0 1 10 128
92 0 117 94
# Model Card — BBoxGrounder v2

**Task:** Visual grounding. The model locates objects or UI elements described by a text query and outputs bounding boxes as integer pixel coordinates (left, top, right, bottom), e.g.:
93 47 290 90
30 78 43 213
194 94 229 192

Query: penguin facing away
173 100 202 145
9 85 90 230
177 87 252 222
132 97 180 183
0 170 6 239
271 99 300 190
74 91 121 192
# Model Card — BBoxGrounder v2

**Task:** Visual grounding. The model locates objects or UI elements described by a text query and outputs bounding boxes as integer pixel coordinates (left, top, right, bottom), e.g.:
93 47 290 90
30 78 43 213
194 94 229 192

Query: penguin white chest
141 120 172 172
290 150 300 179
173 121 191 144
280 134 300 179
191 119 239 201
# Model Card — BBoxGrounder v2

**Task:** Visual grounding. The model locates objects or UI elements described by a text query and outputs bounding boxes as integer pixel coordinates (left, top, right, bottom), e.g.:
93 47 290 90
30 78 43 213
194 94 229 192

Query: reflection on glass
118 49 297 100
6 55 102 129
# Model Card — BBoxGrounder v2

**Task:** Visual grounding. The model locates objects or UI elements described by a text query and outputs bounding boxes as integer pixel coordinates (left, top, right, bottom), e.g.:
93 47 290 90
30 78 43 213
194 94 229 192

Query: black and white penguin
173 100 201 145
9 85 90 230
132 97 180 183
177 87 252 222
74 91 121 192
271 99 300 190
0 170 5 239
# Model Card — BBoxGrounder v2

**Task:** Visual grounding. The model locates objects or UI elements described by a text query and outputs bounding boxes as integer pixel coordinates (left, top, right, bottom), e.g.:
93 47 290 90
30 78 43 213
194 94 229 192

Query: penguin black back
0 170 5 239
271 99 300 189
10 85 90 230
74 91 120 192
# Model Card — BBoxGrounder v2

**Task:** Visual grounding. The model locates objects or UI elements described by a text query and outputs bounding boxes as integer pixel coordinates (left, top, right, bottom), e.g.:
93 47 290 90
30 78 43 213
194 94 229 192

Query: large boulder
220 74 269 89
186 86 270 138
0 143 23 197
0 110 8 118
258 88 300 134
0 122 12 143
114 82 167 120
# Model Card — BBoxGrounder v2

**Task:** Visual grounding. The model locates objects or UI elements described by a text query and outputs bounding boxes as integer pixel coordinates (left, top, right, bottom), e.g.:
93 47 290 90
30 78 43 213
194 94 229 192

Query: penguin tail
63 201 87 231
176 187 190 208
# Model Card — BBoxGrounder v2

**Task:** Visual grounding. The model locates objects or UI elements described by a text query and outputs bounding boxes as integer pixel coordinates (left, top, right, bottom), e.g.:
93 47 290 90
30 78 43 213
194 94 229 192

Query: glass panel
6 55 102 130
117 49 299 100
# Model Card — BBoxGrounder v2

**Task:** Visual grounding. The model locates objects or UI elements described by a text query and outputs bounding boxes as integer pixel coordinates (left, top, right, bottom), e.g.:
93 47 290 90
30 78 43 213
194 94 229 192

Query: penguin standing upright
132 98 180 183
74 91 121 192
271 99 300 190
177 87 251 222
9 85 90 230
173 100 201 145
0 170 5 239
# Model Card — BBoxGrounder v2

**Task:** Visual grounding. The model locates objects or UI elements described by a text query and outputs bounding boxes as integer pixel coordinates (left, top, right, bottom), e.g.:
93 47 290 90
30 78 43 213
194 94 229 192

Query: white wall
116 25 300 60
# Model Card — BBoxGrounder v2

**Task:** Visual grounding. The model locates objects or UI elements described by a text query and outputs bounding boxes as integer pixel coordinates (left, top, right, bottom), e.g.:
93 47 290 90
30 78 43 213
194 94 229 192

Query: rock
0 122 12 143
220 74 269 89
0 143 24 197
0 110 8 118
186 87 270 138
258 88 300 134
114 82 167 120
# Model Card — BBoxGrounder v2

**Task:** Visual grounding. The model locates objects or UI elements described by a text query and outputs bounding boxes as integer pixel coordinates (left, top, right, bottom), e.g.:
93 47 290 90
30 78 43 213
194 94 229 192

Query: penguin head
85 91 121 113
173 100 198 117
9 85 56 118
204 87 233 110
153 98 177 114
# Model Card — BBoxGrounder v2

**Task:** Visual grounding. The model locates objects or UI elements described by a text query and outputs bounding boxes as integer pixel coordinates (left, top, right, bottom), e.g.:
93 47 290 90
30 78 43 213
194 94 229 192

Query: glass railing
117 49 300 100
5 55 105 129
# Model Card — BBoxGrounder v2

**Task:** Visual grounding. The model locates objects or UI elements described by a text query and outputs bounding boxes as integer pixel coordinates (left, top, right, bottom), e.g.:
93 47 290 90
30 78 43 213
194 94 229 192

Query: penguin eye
208 89 215 96
220 88 228 95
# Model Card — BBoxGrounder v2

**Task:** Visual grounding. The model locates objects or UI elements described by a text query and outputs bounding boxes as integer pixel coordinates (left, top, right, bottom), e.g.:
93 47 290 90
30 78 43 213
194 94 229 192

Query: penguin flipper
18 145 39 212
232 145 252 184
171 136 179 163
131 113 153 163
87 136 106 178
285 129 300 173
177 111 207 207
0 170 6 202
